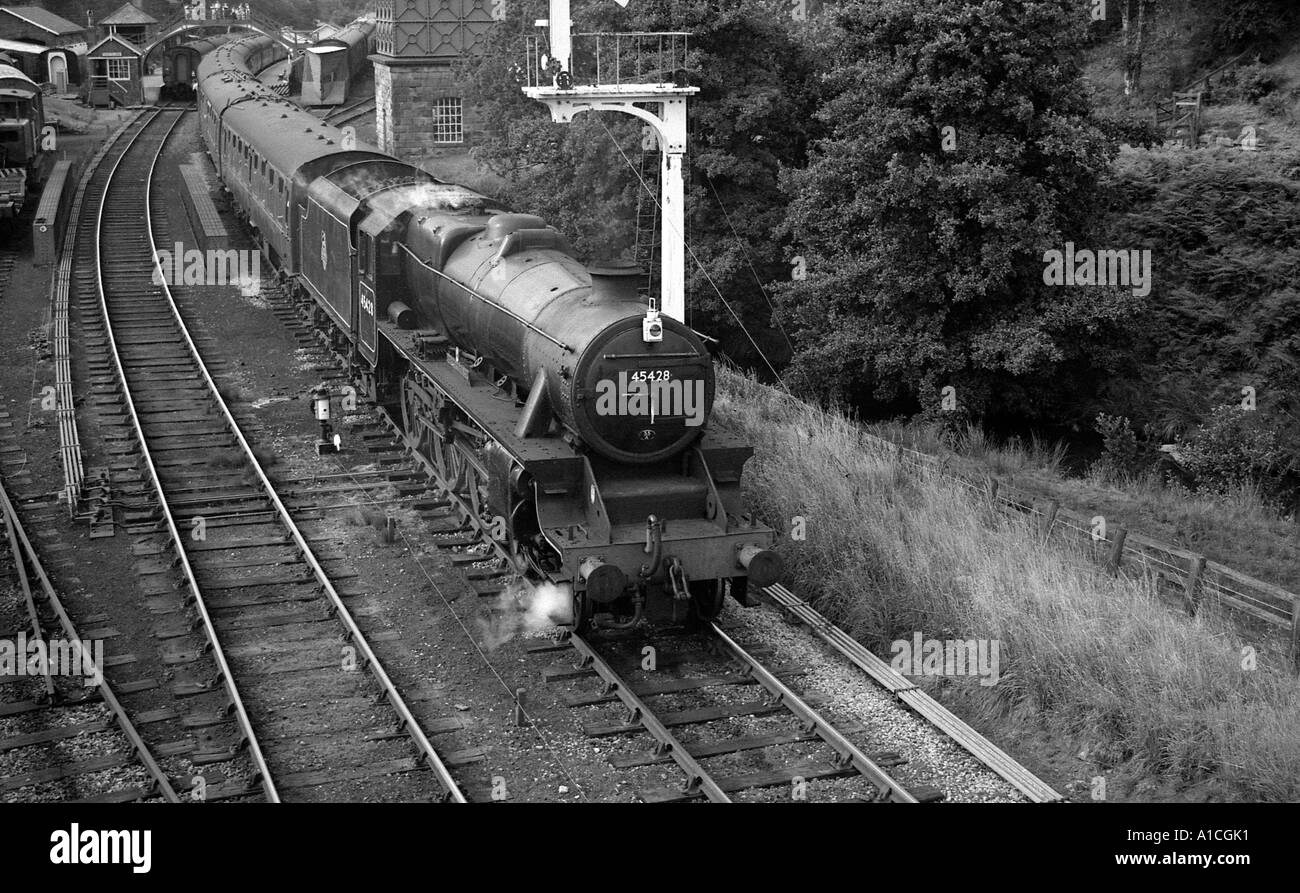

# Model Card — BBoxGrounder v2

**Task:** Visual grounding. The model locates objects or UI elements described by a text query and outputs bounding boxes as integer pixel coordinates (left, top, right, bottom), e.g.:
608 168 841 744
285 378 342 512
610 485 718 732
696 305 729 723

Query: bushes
1088 403 1300 510
1257 89 1297 121
1177 404 1299 506
1099 148 1300 508
1093 413 1151 480
1217 59 1278 103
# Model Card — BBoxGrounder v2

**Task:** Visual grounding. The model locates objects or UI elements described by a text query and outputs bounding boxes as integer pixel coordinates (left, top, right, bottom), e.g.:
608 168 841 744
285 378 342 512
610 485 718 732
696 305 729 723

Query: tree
1119 0 1156 98
776 0 1142 425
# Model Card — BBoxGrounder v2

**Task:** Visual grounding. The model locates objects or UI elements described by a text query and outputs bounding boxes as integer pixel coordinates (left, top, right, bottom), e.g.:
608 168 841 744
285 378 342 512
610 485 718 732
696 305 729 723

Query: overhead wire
703 172 795 355
593 114 783 382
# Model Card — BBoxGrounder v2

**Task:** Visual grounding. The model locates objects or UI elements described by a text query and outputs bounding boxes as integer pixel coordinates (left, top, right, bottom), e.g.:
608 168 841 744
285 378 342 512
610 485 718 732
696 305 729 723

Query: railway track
546 626 931 802
89 106 466 803
322 97 375 128
258 261 1053 803
0 479 177 803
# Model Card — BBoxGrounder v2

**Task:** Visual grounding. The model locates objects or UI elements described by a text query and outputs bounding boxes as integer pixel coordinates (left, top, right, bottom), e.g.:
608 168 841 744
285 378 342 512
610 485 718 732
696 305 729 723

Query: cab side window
359 234 372 278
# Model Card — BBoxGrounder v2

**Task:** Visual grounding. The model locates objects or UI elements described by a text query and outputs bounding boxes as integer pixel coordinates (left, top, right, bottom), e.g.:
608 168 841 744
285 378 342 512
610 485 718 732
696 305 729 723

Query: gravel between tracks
718 599 1027 803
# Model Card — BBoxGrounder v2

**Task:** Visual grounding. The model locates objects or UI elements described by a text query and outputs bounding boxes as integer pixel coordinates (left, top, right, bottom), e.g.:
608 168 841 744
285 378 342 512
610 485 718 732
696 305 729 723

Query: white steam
475 579 573 651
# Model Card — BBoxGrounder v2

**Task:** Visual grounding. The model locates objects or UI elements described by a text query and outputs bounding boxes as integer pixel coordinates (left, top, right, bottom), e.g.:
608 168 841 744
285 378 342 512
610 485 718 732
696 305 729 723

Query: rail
761 585 1062 802
49 110 147 511
0 478 179 801
121 111 466 803
94 107 281 802
569 631 730 801
707 621 920 803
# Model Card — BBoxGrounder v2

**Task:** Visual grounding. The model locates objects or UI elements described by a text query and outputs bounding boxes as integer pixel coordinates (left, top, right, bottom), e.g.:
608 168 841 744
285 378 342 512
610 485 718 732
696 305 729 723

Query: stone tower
371 0 494 164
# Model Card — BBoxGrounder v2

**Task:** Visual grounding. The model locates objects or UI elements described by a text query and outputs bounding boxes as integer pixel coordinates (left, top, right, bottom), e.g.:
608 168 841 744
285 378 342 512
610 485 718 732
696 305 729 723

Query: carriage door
357 231 378 364
176 53 191 86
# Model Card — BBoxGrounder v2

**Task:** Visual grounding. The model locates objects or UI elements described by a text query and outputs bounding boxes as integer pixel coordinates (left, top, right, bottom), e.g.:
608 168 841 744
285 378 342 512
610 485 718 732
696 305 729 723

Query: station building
0 5 86 92
85 32 144 106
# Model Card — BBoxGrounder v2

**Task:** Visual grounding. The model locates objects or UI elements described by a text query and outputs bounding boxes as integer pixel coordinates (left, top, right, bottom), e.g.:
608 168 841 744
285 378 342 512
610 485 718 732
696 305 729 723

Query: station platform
178 162 230 251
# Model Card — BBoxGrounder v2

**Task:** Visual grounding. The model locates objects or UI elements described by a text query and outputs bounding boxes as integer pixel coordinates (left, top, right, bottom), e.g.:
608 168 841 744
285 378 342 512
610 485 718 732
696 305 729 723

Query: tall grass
865 413 1299 593
717 369 1300 799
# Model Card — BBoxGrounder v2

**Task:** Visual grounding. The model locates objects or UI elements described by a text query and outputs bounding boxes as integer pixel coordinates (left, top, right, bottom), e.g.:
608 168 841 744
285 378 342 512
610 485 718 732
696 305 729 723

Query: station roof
87 33 142 57
0 35 47 55
99 2 157 26
0 6 83 35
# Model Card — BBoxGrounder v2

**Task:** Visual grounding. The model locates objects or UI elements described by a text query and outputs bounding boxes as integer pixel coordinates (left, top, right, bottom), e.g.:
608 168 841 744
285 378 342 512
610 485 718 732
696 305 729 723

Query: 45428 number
630 370 671 383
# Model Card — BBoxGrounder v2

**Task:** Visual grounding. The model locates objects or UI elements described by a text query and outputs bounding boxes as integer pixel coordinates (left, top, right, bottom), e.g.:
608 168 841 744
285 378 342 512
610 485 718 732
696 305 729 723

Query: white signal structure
523 0 698 324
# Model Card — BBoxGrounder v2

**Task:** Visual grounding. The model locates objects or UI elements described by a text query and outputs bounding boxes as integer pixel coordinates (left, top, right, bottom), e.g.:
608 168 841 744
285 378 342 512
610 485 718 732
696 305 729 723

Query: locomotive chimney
587 262 644 303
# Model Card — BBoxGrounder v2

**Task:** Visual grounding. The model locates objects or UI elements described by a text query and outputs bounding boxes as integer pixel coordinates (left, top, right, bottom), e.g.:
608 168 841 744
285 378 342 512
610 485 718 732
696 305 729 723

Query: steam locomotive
196 36 782 630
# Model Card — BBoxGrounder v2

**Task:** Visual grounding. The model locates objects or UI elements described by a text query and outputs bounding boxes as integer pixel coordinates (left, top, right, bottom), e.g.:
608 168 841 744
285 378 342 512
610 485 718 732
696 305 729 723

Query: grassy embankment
717 368 1300 800
867 420 1300 596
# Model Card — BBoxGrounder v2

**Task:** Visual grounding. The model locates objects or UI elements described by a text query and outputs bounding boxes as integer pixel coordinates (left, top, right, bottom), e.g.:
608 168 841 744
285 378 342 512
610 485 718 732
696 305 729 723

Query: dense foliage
1098 148 1300 507
776 0 1140 424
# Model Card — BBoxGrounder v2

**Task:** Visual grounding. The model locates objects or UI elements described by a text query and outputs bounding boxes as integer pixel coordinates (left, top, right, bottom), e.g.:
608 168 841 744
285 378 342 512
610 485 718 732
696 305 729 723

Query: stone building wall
373 58 484 166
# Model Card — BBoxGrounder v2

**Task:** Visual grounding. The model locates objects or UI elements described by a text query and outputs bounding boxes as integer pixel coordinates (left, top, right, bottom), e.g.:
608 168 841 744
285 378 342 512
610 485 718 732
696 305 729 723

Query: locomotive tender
196 36 782 629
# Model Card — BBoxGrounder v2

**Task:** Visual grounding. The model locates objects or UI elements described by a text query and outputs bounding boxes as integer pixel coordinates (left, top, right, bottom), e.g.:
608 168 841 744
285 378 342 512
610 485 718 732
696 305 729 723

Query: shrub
1093 412 1151 480
1218 60 1277 103
1258 90 1295 121
1176 404 1297 504
1239 61 1279 103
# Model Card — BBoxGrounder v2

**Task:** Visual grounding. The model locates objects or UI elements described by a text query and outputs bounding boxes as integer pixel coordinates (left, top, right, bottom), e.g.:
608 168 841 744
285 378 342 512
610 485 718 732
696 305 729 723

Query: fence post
1184 554 1207 615
1291 600 1300 674
987 478 999 507
1039 499 1060 541
1108 526 1128 573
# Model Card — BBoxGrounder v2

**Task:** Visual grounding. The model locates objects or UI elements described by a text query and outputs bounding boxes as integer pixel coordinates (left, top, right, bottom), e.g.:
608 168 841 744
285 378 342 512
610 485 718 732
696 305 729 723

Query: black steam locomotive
196 36 781 630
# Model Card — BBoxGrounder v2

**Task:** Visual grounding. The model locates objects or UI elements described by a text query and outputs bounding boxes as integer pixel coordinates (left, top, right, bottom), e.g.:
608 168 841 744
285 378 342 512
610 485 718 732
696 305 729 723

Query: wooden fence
861 433 1300 670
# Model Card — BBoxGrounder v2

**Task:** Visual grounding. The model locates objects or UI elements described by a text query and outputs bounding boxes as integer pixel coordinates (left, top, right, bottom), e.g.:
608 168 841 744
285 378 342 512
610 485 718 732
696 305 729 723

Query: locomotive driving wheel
435 434 469 495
